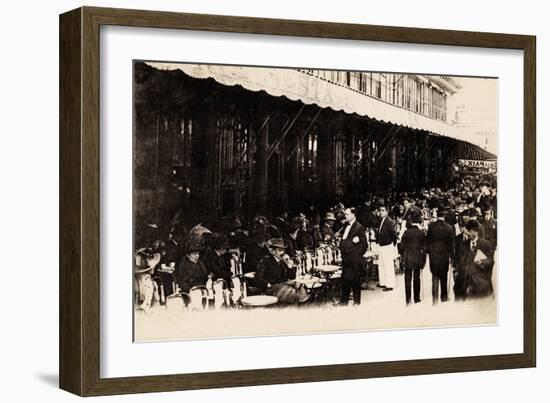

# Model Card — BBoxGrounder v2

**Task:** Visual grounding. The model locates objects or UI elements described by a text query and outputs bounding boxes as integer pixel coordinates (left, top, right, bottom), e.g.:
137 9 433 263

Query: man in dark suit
479 206 497 250
461 220 495 298
400 211 426 304
398 198 423 256
452 217 470 300
468 208 486 238
426 207 455 303
255 238 293 293
320 212 337 243
200 233 233 286
376 204 397 291
339 208 368 305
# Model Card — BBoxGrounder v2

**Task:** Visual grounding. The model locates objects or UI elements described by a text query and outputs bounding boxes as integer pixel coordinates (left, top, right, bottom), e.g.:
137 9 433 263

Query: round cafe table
315 264 341 274
241 295 278 307
314 265 342 303
295 275 323 289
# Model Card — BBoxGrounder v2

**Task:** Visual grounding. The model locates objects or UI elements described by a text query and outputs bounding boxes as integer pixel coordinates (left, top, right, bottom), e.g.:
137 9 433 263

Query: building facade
133 62 495 237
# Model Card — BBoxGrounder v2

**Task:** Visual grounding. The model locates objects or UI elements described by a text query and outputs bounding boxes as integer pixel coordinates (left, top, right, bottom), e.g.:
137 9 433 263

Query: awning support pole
286 108 322 161
374 126 401 165
221 115 271 187
266 104 305 160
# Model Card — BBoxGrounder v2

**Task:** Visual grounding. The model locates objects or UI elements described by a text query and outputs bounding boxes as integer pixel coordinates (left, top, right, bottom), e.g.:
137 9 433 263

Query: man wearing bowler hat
339 208 368 305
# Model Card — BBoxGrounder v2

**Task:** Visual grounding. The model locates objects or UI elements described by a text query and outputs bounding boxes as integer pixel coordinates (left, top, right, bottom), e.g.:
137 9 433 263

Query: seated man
244 227 269 274
255 238 295 293
201 232 233 286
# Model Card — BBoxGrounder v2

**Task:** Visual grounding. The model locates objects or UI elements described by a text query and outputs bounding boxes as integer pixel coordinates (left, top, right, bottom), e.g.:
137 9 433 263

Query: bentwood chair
212 279 230 310
230 276 244 305
182 285 209 311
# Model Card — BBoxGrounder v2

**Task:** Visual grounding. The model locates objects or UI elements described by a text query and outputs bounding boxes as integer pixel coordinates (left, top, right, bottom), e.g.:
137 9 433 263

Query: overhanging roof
146 62 471 143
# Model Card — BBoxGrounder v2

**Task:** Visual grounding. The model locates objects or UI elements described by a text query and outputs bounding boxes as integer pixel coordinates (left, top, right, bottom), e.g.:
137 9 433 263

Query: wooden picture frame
59 6 536 396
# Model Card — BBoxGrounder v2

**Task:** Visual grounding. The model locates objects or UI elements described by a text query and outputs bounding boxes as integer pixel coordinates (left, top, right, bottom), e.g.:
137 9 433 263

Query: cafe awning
146 62 469 143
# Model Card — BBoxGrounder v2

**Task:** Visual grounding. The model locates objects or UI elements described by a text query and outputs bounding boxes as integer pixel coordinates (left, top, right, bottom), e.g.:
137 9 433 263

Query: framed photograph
59 6 536 396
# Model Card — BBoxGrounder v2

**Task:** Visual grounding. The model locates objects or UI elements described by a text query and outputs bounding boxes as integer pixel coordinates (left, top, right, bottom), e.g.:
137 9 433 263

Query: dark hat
287 222 300 234
410 210 422 224
465 220 481 232
481 201 493 212
184 239 203 254
230 217 242 229
253 214 268 225
335 211 346 221
267 238 287 249
250 226 268 243
468 208 481 218
210 233 229 250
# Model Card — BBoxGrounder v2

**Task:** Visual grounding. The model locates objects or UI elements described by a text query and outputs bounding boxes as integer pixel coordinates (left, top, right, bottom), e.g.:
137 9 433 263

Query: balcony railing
298 69 450 123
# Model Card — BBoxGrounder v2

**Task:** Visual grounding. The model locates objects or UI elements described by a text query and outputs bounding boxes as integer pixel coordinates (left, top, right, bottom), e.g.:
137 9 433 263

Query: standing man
461 220 495 298
400 211 427 304
320 211 337 243
452 217 470 300
339 208 368 305
426 207 455 304
376 204 398 291
479 206 497 250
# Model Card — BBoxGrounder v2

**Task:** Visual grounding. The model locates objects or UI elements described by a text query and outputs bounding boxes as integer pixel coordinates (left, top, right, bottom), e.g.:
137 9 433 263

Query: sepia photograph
132 60 498 342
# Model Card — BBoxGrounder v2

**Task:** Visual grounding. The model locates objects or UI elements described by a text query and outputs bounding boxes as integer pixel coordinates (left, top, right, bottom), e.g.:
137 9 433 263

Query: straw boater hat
267 238 287 250
324 212 336 221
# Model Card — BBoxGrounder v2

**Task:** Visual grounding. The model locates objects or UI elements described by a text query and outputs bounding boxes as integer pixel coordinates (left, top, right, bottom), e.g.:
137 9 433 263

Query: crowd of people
134 174 497 312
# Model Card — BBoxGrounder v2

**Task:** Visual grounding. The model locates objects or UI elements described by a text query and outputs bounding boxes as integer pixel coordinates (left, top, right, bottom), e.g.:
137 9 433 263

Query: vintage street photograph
132 61 498 341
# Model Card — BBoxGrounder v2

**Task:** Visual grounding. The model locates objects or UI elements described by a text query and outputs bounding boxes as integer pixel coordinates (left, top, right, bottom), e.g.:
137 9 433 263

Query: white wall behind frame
0 0 545 403
101 25 523 378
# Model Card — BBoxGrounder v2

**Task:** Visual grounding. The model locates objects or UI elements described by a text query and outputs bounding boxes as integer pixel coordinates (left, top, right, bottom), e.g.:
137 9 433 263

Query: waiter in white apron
376 204 398 291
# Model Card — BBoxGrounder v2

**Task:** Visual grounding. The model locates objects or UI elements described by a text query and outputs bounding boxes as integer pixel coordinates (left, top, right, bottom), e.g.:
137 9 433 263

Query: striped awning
146 62 478 145
454 140 497 160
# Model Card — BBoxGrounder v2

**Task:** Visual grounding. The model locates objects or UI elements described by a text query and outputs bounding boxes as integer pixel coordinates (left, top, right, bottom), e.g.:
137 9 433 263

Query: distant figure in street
479 206 497 250
339 208 368 305
400 211 427 304
426 207 455 304
376 204 397 291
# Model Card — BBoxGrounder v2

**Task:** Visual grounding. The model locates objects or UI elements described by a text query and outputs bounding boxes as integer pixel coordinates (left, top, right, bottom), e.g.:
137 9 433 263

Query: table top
243 272 256 279
315 264 341 273
295 275 322 288
241 295 278 306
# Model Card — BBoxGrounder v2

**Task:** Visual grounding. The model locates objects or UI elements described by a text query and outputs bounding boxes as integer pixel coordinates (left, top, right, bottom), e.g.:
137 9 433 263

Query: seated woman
134 249 161 313
175 242 209 294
